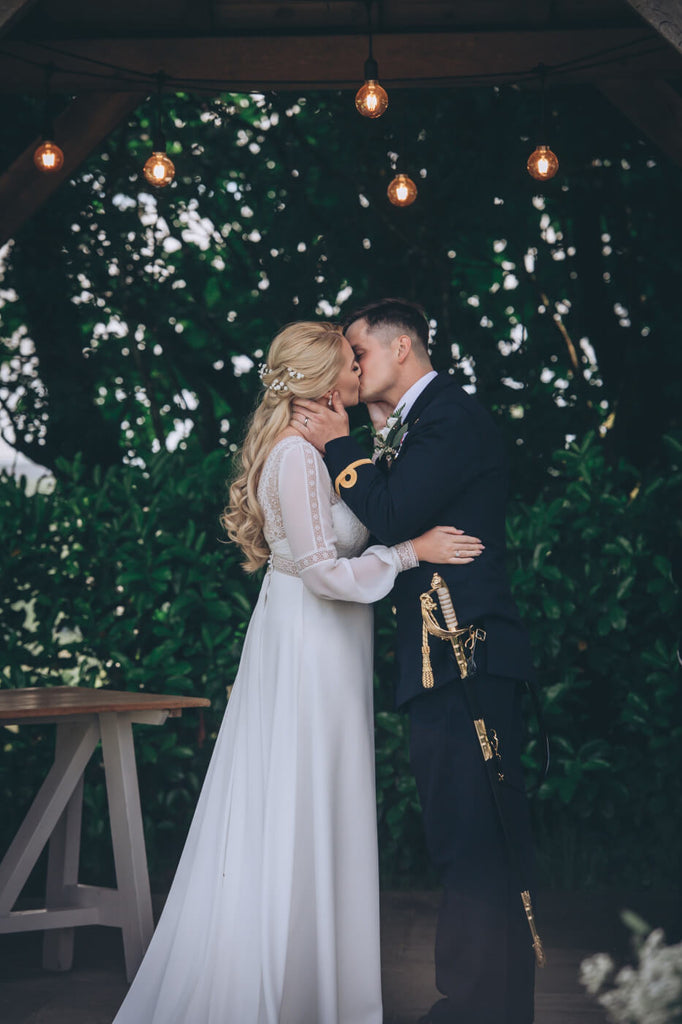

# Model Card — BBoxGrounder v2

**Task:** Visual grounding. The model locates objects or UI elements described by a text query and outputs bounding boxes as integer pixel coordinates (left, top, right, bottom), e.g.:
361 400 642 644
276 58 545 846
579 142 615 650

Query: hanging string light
527 65 559 182
34 140 64 174
33 65 64 174
143 72 175 188
355 2 388 118
387 173 417 207
527 144 559 181
386 110 417 207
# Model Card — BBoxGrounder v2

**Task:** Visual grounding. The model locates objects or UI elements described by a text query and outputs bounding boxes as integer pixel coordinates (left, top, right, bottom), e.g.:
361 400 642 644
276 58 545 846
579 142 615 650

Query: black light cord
0 30 666 94
39 61 56 138
153 71 167 150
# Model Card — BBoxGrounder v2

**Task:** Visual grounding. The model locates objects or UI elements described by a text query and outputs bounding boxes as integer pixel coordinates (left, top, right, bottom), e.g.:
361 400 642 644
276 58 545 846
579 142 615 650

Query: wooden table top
0 687 210 720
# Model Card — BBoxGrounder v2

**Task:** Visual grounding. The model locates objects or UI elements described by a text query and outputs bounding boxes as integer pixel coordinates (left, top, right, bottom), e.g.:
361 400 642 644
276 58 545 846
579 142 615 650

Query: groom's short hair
342 298 430 354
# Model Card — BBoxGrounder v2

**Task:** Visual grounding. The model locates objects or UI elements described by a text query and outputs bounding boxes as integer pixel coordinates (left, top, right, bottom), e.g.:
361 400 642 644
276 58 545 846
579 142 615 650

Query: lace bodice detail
259 436 370 562
254 435 417 600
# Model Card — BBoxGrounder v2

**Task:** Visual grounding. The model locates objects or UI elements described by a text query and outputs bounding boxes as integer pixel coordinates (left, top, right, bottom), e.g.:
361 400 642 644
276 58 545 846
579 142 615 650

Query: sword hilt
433 573 458 631
431 573 469 679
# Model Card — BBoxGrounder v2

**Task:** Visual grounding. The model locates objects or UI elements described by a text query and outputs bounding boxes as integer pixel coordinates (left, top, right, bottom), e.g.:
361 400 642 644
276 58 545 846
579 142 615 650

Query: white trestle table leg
42 722 86 971
99 711 154 982
0 719 98 915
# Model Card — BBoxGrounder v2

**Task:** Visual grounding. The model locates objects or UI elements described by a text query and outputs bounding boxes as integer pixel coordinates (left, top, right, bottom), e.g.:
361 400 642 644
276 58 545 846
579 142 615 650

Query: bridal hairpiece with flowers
258 364 305 394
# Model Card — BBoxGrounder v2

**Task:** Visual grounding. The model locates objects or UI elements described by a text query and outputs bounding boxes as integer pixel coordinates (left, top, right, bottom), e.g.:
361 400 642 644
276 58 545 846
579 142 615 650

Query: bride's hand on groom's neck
291 393 349 453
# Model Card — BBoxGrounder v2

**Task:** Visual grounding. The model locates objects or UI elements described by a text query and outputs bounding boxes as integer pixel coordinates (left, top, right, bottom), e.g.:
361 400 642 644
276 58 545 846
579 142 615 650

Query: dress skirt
112 565 383 1024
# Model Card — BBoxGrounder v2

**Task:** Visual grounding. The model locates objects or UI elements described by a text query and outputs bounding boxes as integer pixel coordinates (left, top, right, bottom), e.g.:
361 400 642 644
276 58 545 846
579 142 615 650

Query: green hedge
513 434 681 889
1 433 680 892
1 447 259 889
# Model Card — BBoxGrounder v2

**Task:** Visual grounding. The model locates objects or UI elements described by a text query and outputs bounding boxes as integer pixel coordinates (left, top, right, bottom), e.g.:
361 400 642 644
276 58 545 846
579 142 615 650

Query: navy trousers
407 667 536 1024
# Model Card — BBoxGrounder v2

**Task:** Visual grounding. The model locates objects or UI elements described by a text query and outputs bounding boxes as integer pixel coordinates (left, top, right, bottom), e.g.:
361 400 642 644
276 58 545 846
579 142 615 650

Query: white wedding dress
112 436 417 1024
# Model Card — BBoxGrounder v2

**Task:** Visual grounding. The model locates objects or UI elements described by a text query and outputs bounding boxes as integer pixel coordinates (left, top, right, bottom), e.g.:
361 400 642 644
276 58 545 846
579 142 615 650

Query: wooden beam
0 28 678 93
626 1 682 55
0 0 38 38
599 77 682 168
0 91 145 245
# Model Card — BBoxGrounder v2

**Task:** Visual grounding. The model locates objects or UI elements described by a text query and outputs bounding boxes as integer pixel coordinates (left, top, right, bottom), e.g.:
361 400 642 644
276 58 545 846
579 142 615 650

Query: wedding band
304 417 309 427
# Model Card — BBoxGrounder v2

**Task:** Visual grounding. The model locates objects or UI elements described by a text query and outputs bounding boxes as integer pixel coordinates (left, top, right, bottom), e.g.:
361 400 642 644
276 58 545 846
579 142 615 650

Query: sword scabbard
521 890 547 968
474 718 494 761
418 574 546 969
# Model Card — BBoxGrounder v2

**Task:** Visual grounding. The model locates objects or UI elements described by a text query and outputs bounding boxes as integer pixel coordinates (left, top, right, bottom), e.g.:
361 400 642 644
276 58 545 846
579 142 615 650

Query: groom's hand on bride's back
291 392 349 453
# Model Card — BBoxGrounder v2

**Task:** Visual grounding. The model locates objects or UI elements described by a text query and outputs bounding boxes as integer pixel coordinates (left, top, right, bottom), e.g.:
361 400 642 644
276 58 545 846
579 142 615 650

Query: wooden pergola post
626 0 682 53
0 0 39 37
599 78 682 167
0 91 146 244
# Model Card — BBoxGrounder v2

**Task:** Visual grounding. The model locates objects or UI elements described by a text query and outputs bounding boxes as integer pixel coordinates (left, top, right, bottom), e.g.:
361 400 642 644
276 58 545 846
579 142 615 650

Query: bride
112 321 481 1024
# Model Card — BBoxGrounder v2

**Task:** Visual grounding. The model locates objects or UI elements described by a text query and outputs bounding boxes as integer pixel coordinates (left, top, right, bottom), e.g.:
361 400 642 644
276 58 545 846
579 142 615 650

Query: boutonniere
372 404 409 466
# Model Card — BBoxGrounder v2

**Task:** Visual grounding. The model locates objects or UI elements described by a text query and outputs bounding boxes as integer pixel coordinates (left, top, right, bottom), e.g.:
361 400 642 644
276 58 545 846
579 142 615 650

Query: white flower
581 927 682 1024
580 952 615 995
372 404 408 465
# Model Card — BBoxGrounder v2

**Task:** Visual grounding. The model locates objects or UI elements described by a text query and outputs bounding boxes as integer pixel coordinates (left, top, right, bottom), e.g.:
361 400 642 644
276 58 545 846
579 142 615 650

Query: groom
293 298 537 1024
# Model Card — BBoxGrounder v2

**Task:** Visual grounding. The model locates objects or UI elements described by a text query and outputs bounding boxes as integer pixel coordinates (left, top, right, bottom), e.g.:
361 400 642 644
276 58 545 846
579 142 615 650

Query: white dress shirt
394 370 438 422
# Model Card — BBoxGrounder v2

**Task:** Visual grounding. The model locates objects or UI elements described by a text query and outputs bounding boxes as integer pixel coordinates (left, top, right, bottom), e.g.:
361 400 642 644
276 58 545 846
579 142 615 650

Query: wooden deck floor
0 889 676 1023
381 890 609 1023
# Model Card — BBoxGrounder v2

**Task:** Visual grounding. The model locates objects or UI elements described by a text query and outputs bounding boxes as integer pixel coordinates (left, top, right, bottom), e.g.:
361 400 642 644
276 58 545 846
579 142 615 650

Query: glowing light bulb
527 145 559 181
387 173 417 207
33 140 64 174
143 151 176 188
355 80 388 118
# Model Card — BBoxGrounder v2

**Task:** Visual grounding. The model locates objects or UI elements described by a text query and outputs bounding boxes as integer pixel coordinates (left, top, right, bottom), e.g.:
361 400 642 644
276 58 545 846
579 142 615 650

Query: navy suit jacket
324 373 532 707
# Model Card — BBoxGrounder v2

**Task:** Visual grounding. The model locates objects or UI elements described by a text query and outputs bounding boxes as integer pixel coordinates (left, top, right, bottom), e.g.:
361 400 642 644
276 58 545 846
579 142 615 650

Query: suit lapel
387 374 451 467
405 372 451 427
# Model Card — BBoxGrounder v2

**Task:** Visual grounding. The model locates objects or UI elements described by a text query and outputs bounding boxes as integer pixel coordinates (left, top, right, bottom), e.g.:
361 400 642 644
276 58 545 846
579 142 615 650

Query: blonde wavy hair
221 321 347 572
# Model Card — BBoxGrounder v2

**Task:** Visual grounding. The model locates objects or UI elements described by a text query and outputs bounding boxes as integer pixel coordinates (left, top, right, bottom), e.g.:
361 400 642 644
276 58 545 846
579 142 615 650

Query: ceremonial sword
420 573 546 968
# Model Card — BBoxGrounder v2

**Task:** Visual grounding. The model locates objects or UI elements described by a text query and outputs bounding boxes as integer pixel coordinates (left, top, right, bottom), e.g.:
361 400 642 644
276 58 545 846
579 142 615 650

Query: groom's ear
396 334 412 364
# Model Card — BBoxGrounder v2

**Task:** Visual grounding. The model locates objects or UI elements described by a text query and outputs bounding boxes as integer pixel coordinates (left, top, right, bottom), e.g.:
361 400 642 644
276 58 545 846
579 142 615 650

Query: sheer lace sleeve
277 440 417 602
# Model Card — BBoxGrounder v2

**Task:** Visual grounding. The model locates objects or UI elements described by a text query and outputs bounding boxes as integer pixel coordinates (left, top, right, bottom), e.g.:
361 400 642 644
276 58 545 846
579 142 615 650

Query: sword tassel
421 617 434 688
